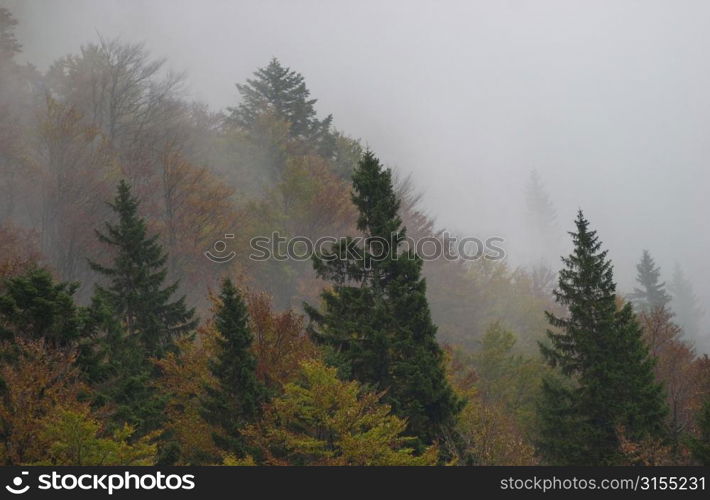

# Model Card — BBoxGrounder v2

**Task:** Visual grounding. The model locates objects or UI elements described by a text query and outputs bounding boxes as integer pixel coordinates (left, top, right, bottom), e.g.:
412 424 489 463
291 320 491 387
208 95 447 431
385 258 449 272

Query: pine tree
89 180 196 434
0 267 81 345
90 180 196 359
525 170 557 235
629 250 670 312
305 151 463 448
201 278 267 458
538 210 667 465
228 58 335 157
0 267 107 379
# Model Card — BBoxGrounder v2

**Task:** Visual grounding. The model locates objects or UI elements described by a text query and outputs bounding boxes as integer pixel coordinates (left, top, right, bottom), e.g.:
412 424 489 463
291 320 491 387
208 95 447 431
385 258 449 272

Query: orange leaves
639 307 705 438
0 338 86 464
246 290 317 390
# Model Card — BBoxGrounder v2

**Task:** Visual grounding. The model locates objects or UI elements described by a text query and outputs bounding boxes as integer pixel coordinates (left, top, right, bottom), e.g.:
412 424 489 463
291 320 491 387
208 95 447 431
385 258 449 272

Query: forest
0 4 708 466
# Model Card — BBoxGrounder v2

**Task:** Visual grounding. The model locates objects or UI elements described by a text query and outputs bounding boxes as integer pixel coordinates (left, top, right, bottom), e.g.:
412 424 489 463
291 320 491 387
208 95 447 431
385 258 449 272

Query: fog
5 0 709 347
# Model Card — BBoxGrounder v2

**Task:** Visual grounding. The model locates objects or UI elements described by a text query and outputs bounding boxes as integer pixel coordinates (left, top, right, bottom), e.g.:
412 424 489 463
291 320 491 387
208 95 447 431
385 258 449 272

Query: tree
246 291 317 390
37 97 115 286
472 322 546 428
90 180 196 359
629 250 670 312
306 151 462 448
0 8 20 60
538 210 667 465
639 307 702 444
669 264 704 344
0 225 39 283
0 8 36 225
201 279 267 458
0 338 86 465
524 170 560 264
444 347 537 465
35 407 156 466
153 327 220 465
46 37 185 193
228 58 335 159
241 359 437 466
0 267 82 345
689 399 710 465
89 181 196 435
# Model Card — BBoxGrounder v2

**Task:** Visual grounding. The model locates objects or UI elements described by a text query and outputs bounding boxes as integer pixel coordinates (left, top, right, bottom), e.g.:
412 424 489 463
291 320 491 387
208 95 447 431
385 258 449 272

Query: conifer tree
538 210 667 465
201 278 267 457
306 151 462 448
0 267 81 345
90 180 196 359
228 58 335 157
89 180 196 433
0 267 108 379
629 250 670 312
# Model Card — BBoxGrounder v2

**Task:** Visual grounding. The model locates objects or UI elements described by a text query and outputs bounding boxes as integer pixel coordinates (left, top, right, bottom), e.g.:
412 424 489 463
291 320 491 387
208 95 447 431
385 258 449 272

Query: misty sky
5 0 710 320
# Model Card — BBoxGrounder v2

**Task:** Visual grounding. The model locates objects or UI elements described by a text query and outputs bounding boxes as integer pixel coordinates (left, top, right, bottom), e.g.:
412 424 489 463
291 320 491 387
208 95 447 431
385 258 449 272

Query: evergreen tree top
90 180 196 358
629 249 670 312
555 210 616 306
351 150 403 240
228 57 333 147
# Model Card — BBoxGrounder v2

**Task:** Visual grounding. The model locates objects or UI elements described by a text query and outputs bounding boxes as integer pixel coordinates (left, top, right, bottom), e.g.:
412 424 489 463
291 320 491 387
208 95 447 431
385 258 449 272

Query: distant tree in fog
629 250 671 312
228 58 335 158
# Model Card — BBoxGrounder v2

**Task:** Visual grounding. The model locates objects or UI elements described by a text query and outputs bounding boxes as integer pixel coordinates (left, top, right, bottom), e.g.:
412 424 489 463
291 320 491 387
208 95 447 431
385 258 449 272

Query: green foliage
0 267 81 345
306 151 462 448
228 58 335 158
90 180 197 358
473 322 547 429
201 279 267 458
0 267 105 378
89 181 196 435
34 408 156 465
538 211 667 465
243 359 437 465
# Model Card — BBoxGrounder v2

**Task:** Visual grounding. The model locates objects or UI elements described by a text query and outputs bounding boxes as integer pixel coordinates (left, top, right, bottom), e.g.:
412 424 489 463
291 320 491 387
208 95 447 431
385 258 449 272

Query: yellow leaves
152 326 221 464
453 396 537 466
0 338 86 464
242 359 437 466
0 338 155 466
35 408 156 466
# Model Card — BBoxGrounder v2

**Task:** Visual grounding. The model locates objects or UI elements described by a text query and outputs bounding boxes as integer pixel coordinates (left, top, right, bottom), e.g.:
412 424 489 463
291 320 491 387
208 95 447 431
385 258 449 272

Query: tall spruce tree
228 58 335 157
201 278 266 458
90 180 196 359
305 151 463 448
629 250 670 312
538 210 667 465
89 180 196 433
